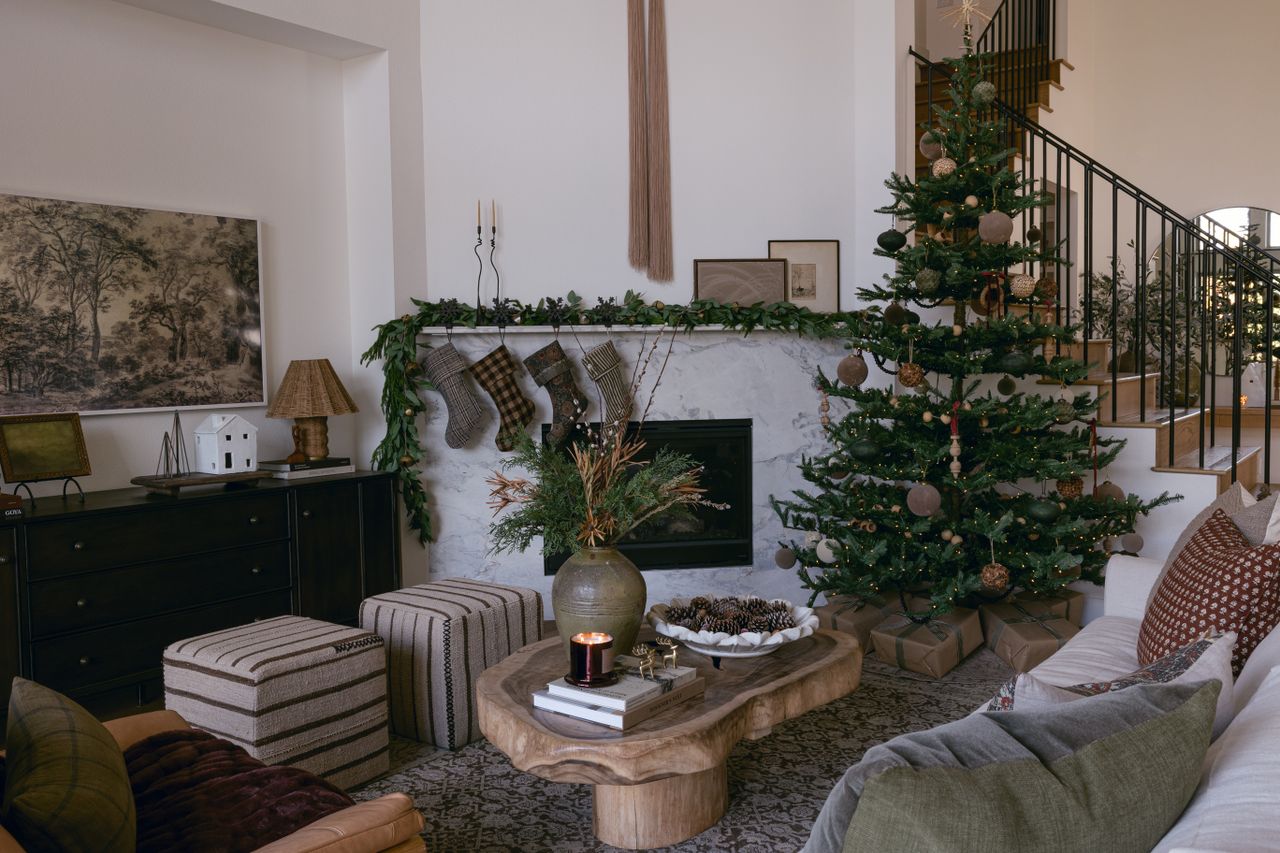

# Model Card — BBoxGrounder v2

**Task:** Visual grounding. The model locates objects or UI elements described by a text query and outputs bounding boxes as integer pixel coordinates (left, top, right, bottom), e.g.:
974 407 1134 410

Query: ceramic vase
551 546 647 660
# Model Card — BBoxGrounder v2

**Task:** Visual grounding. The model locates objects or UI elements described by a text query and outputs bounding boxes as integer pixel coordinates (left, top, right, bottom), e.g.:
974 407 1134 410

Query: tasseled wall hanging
627 0 672 282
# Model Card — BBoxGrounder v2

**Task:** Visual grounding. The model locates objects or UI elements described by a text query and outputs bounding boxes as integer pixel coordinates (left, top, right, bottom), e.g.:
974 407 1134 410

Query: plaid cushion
1138 509 1280 675
470 345 534 451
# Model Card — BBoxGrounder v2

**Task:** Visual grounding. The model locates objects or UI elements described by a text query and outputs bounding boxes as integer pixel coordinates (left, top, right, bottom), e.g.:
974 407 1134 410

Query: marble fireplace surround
418 326 853 616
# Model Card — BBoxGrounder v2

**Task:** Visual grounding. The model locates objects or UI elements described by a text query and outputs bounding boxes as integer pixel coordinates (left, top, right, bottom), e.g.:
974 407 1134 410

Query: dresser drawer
25 492 289 579
27 542 291 639
30 589 293 694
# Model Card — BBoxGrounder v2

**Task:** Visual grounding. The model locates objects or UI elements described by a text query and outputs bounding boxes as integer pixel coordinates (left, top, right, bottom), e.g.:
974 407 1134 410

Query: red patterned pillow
1138 509 1280 675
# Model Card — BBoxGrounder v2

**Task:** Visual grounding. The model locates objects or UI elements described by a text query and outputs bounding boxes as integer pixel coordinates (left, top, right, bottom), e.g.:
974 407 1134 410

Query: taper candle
476 199 481 228
491 199 497 231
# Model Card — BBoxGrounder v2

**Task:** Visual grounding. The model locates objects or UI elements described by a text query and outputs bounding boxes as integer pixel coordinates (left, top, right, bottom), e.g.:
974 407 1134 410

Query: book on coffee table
545 662 698 712
532 677 705 730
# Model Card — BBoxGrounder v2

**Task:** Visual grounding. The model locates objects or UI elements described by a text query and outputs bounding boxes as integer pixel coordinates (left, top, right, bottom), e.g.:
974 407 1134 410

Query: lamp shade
266 359 358 419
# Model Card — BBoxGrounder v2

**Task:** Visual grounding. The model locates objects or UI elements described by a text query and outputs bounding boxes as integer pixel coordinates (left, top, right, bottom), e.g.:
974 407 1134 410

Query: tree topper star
942 0 992 31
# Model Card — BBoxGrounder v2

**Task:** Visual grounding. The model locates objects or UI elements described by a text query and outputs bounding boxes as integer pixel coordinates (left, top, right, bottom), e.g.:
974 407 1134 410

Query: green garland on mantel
360 290 862 544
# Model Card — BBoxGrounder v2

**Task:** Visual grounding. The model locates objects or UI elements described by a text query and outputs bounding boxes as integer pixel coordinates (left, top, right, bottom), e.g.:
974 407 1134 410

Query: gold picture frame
0 413 92 483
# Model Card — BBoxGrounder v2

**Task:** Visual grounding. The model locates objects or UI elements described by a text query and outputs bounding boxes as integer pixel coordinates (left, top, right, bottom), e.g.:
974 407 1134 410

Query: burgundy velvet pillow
123 729 353 853
1138 509 1280 675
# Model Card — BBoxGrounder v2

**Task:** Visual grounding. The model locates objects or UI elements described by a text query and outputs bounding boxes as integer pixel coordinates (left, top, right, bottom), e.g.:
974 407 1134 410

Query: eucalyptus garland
361 290 861 544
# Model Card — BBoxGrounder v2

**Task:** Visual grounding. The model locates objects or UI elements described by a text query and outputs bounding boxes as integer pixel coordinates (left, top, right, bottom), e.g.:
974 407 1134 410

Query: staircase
911 0 1280 551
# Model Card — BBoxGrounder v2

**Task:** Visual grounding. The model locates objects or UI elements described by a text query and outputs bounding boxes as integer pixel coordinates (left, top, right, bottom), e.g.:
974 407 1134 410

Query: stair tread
1153 445 1261 474
1099 408 1200 428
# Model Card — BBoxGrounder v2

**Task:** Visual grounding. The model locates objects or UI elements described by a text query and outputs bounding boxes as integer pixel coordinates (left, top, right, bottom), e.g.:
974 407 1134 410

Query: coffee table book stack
532 659 702 730
258 455 355 480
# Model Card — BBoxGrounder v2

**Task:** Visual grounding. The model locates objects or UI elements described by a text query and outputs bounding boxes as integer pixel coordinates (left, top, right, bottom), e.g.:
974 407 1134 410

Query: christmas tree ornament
819 389 831 426
946 262 966 283
1028 498 1062 523
964 194 979 208
860 520 877 533
850 439 880 461
471 344 536 451
978 210 1014 244
583 340 634 425
981 561 1009 592
1120 532 1144 554
890 396 900 407
931 157 957 178
899 362 925 388
952 324 963 336
941 529 954 541
837 352 869 387
883 301 908 325
421 343 484 449
774 547 798 569
950 534 964 546
1026 225 1042 243
972 80 997 106
525 341 589 447
1036 277 1057 302
918 130 944 161
1056 477 1084 499
877 228 907 252
972 280 1004 316
998 351 1032 374
979 416 990 428
1053 395 1076 424
1010 273 1037 299
815 538 839 564
997 375 1017 395
922 410 934 423
1095 480 1125 502
916 268 941 294
906 483 942 516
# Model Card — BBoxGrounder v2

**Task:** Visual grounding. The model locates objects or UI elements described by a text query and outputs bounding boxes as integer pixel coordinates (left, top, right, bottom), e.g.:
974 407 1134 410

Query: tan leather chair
0 710 425 853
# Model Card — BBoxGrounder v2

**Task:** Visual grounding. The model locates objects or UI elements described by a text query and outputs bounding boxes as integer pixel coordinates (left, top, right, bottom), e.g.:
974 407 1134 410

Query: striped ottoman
359 578 542 749
163 616 389 790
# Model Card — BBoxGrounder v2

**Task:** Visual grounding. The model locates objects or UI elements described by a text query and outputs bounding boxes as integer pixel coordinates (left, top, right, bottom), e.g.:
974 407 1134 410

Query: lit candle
491 199 497 232
476 199 481 228
567 632 617 687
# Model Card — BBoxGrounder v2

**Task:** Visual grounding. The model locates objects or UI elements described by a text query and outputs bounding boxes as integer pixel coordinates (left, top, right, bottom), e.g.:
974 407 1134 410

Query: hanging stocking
524 341 589 446
470 345 535 451
583 341 634 425
421 343 484 449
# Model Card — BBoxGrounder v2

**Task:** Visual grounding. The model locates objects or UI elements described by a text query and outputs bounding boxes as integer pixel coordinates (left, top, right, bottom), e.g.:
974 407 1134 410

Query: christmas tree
773 38 1172 620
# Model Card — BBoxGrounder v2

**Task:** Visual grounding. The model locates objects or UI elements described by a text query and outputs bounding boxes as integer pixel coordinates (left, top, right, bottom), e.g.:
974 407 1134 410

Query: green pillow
803 679 1219 853
1 678 136 853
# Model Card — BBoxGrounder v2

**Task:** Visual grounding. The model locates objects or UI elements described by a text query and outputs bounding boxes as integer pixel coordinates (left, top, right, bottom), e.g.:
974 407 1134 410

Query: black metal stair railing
973 0 1057 118
910 46 1278 489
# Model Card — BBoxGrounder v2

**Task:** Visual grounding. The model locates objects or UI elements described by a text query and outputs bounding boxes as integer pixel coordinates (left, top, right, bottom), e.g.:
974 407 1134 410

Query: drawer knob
79 656 90 667
301 510 312 519
73 541 85 551
76 598 87 608
249 516 259 525
0 555 8 565
251 566 261 575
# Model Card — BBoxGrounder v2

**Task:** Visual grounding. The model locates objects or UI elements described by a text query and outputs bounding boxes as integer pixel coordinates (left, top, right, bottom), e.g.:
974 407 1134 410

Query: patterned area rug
354 650 1013 853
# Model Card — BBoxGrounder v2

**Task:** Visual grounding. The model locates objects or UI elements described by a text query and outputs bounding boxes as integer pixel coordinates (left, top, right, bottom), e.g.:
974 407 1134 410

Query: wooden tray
130 471 270 496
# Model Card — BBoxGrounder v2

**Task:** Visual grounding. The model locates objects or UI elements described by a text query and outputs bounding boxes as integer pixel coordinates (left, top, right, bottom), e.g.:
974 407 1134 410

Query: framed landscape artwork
769 239 840 312
0 193 264 415
0 413 91 483
693 258 787 306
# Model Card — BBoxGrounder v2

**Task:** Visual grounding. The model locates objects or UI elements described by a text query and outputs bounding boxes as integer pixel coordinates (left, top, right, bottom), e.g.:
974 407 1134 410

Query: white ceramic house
193 413 259 475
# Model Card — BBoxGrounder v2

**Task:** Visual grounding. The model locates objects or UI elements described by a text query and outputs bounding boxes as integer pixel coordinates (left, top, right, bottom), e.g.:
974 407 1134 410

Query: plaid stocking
583 340 633 425
470 345 535 451
524 341 588 447
421 343 483 449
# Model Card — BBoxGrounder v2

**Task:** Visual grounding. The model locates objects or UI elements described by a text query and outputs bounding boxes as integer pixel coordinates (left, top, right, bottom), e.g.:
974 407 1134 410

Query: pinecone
765 610 796 631
701 617 736 635
689 596 712 611
764 600 791 616
746 617 771 634
1056 477 1083 500
709 597 739 616
717 607 745 629
741 597 772 616
664 605 698 629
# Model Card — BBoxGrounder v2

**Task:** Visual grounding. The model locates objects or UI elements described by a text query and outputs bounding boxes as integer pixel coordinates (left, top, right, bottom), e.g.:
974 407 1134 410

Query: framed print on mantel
769 240 840 312
693 258 787 306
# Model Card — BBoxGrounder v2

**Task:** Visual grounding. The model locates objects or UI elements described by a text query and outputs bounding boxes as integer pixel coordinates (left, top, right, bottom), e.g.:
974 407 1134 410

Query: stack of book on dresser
258 456 354 480
532 658 704 729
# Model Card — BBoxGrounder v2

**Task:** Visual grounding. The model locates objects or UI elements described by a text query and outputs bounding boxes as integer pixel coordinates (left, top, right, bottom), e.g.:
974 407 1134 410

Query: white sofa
1026 553 1280 852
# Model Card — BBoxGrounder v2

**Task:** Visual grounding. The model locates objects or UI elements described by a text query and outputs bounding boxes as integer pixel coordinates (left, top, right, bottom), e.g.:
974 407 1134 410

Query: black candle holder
473 224 484 314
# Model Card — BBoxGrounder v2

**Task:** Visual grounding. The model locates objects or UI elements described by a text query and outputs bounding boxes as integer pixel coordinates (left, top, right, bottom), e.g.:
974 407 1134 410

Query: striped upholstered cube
359 578 542 749
163 616 389 790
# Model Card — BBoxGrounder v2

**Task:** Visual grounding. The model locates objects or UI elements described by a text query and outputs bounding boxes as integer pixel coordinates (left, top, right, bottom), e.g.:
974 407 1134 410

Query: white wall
419 0 864 309
0 0 352 494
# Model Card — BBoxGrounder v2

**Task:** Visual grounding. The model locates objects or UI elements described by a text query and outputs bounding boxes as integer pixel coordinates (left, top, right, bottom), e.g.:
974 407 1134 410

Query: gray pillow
802 680 1219 853
1148 482 1253 611
1230 493 1280 545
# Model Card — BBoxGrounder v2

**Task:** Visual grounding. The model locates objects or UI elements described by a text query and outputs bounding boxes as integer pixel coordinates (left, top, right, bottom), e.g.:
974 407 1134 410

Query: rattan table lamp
265 359 359 460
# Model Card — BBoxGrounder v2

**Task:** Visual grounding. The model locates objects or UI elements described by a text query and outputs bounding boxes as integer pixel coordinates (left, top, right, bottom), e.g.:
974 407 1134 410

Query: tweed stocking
524 341 588 447
583 341 633 426
421 343 483 449
470 345 535 452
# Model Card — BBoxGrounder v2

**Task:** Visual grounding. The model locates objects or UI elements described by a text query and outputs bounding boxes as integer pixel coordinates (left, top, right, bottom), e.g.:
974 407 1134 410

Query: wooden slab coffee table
476 628 862 849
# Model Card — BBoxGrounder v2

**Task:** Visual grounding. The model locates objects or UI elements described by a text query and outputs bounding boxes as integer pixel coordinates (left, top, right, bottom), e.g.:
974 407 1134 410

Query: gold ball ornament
898 362 926 388
940 413 952 425
399 454 415 466
890 396 900 407
403 407 415 417
964 195 980 208
981 561 1010 592
931 157 958 178
1056 477 1084 500
1095 480 1126 502
922 410 934 423
953 324 963 336
1010 273 1037 299
979 416 990 428
941 529 954 541
950 535 964 546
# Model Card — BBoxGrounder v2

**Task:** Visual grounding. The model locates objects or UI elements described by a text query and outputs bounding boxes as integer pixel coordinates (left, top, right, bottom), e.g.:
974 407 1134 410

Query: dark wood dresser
0 471 399 720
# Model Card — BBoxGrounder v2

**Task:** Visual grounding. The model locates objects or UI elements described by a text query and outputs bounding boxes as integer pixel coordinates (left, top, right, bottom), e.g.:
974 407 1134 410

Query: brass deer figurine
630 645 657 680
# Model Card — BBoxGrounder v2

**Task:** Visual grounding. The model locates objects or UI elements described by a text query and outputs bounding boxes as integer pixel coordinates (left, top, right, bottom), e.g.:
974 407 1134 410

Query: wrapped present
1019 588 1086 627
871 604 983 679
815 594 896 650
980 598 1081 673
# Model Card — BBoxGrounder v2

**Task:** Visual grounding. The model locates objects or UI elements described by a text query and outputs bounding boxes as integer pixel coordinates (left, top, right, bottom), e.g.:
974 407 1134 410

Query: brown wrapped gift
1020 588 1085 627
980 598 1081 673
815 594 895 651
870 605 983 679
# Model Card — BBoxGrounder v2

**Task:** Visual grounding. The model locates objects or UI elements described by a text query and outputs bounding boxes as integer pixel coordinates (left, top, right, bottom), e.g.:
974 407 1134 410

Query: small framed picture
0 413 92 483
693 258 788 306
769 240 841 312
